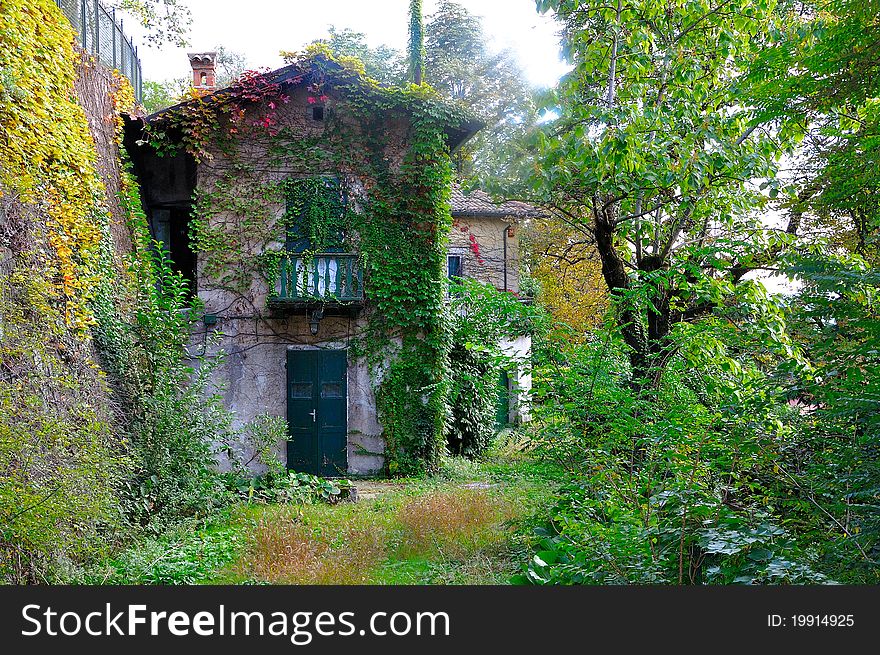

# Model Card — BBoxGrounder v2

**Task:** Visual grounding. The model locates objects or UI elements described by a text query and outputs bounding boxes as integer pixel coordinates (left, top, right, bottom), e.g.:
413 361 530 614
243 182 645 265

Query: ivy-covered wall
1 0 230 582
136 50 472 476
0 0 140 581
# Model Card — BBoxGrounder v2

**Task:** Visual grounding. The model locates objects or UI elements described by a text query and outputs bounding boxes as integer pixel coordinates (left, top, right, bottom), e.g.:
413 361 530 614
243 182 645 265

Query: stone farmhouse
124 51 537 476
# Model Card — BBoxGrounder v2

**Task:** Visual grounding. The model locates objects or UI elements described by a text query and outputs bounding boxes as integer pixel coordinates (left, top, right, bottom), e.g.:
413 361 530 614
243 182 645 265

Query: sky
128 0 570 89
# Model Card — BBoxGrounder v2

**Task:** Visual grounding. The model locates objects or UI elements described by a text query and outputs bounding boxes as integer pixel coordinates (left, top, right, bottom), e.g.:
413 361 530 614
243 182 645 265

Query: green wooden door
495 369 511 428
286 349 348 476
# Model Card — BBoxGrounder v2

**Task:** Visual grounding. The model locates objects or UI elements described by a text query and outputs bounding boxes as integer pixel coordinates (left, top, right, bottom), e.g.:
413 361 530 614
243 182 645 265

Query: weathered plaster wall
193 312 385 475
499 335 532 423
449 215 521 293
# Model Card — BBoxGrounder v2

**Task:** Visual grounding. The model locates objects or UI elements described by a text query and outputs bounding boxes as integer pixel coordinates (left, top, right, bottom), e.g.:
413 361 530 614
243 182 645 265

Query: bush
446 344 497 457
226 470 354 505
93 244 232 529
519 330 830 585
445 278 546 459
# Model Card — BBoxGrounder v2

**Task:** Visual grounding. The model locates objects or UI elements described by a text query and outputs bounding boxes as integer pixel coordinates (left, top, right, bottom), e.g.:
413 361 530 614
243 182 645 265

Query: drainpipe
502 223 513 292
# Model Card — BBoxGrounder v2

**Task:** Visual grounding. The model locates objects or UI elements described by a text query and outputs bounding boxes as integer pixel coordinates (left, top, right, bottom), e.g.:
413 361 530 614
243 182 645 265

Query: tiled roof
450 185 546 219
142 57 482 152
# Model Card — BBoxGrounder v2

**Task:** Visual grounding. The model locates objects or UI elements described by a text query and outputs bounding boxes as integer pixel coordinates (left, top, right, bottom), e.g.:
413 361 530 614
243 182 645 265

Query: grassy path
91 450 559 585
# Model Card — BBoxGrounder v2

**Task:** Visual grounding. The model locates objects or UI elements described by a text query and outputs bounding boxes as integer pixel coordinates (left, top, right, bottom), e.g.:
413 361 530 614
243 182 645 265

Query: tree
751 0 880 265
749 0 880 576
424 1 537 179
141 78 186 113
518 0 879 585
314 4 537 179
311 27 406 85
522 216 608 337
214 45 248 88
408 0 425 84
113 0 192 47
521 0 798 387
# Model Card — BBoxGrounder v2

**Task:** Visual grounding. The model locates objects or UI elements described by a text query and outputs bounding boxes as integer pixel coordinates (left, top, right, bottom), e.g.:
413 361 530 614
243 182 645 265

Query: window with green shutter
283 176 348 253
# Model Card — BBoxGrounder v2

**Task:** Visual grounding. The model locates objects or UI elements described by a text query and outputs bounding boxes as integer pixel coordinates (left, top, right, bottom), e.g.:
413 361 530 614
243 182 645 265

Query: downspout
502 223 512 291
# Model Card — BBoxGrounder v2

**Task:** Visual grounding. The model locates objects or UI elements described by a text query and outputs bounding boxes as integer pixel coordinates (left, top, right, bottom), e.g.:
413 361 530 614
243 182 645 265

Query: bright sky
128 0 569 89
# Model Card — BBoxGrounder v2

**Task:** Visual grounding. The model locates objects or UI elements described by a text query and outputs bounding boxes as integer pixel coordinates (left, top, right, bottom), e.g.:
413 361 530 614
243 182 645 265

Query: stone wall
192 312 385 476
449 215 521 293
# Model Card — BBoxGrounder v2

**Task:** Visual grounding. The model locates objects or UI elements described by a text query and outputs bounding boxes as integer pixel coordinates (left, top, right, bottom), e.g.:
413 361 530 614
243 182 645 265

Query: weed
232 509 385 584
395 489 509 559
88 524 241 585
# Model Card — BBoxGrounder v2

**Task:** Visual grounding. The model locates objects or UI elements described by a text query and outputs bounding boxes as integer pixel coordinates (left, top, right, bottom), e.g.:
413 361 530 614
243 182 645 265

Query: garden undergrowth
90 446 559 585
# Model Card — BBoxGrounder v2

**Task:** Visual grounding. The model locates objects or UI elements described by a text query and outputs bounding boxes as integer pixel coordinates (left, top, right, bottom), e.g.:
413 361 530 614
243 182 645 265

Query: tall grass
232 511 385 584
396 490 509 559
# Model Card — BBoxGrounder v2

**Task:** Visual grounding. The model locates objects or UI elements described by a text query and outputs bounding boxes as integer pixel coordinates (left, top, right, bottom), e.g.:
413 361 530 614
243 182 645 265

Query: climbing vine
0 0 109 331
144 45 470 474
0 0 236 580
0 0 127 581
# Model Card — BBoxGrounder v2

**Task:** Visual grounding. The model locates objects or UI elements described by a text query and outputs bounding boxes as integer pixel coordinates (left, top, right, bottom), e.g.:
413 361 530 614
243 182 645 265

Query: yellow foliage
0 0 144 582
0 0 110 331
524 216 609 339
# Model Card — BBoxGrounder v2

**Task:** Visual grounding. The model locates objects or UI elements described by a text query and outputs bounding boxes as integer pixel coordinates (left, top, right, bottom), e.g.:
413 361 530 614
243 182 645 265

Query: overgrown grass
84 513 243 585
92 445 560 585
395 489 507 559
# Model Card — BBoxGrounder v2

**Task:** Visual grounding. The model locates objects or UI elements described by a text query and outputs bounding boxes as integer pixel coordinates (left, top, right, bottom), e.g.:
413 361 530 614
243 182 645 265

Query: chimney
187 52 217 91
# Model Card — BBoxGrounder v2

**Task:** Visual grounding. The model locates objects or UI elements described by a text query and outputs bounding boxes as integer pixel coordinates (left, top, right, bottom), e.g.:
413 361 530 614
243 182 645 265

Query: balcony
269 253 363 310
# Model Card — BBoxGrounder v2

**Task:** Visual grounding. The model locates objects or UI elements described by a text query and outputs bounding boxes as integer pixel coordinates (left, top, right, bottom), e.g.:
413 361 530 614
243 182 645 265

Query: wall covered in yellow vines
0 0 136 582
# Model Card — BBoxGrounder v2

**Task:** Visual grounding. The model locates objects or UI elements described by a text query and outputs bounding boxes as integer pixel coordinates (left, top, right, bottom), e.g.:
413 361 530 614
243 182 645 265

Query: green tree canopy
424 1 538 179
515 0 800 385
310 27 406 85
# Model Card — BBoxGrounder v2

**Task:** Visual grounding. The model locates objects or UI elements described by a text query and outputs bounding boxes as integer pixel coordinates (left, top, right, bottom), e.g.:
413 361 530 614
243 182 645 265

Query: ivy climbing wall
134 50 471 476
0 0 143 581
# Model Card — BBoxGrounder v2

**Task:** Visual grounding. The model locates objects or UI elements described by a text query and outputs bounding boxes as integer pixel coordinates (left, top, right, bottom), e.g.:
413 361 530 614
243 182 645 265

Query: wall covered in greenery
0 0 229 582
143 47 474 475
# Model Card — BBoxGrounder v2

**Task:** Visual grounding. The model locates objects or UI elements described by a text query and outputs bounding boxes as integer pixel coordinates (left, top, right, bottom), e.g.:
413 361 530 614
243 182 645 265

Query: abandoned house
124 51 536 477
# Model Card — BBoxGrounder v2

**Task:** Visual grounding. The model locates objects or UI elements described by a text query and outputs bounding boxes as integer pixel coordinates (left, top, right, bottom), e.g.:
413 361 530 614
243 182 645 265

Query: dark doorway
152 206 197 297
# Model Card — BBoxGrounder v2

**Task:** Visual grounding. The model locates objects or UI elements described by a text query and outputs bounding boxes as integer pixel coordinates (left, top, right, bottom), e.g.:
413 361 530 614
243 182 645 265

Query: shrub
446 344 497 457
219 413 354 505
95 247 232 528
226 470 354 505
519 331 830 585
445 278 547 459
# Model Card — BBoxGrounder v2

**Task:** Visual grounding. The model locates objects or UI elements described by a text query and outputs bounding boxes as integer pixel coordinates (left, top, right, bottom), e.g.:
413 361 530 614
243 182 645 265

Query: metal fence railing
54 0 143 101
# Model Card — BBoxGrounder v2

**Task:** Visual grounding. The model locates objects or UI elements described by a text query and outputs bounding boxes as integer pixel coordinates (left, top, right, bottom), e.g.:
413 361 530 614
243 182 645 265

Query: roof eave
445 118 484 152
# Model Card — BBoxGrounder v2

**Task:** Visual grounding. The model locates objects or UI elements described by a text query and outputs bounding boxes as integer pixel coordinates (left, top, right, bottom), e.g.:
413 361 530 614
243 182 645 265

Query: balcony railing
273 253 363 304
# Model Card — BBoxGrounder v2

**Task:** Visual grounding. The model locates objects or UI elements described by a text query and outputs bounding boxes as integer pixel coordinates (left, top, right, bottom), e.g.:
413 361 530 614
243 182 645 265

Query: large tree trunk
593 199 674 389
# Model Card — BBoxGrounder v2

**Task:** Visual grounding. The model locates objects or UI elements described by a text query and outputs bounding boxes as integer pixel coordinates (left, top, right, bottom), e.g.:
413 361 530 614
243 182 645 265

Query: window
447 254 463 280
284 176 347 253
312 105 325 121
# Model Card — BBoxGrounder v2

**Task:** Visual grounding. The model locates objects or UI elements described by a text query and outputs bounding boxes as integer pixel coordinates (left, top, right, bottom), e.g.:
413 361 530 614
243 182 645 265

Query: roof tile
450 185 546 219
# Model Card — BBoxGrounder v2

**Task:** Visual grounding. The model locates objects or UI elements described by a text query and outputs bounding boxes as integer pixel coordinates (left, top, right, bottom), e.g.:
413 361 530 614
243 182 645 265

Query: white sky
127 0 569 89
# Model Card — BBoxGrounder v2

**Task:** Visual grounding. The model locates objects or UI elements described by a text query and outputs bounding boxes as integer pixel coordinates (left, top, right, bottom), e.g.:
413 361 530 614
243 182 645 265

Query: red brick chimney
187 52 217 91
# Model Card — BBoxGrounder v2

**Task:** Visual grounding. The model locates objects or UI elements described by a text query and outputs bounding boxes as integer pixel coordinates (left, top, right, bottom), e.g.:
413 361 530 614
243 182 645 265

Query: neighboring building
125 52 536 477
448 186 545 424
